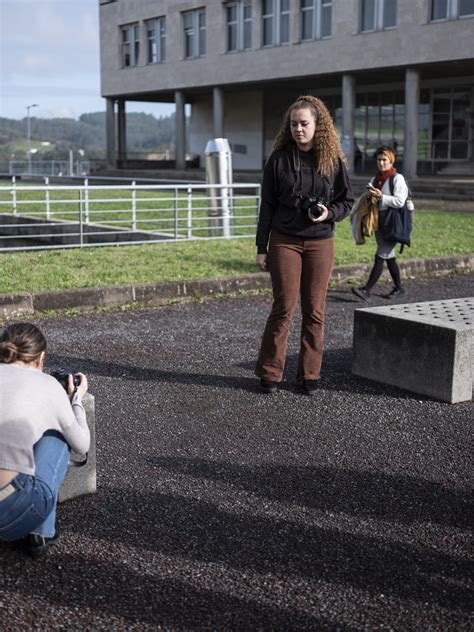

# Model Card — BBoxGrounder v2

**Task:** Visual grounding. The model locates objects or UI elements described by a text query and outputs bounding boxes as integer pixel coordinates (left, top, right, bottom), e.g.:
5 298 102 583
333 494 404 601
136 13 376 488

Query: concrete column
404 68 420 178
252 2 262 48
175 90 186 170
213 87 224 138
117 99 127 162
342 74 356 173
106 98 116 168
289 0 300 43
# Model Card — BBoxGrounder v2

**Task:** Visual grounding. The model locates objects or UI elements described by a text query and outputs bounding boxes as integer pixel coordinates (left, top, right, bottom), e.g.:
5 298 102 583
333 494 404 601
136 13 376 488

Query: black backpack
379 173 413 253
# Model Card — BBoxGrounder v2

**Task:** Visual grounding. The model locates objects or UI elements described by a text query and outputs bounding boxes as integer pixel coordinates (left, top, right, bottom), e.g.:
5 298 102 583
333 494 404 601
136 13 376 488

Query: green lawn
0 208 472 295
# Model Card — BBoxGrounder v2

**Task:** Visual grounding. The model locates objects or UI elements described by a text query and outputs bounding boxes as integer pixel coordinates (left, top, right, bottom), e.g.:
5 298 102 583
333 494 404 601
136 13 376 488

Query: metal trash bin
205 138 233 237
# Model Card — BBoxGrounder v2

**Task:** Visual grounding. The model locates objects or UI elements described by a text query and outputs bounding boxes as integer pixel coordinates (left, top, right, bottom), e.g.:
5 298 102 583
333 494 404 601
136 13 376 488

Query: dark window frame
121 22 140 67
301 0 332 41
183 8 206 59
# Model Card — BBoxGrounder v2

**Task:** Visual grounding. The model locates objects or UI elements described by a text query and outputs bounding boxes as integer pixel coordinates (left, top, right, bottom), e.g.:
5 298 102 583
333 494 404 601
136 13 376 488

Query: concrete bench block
59 392 97 502
352 298 473 403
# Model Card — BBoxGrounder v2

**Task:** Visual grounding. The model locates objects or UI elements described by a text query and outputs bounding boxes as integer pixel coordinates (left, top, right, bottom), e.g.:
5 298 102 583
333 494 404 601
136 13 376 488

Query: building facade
99 0 474 176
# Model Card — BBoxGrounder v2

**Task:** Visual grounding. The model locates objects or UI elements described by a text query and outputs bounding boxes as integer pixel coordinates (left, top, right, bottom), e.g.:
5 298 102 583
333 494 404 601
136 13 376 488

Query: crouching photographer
0 322 89 559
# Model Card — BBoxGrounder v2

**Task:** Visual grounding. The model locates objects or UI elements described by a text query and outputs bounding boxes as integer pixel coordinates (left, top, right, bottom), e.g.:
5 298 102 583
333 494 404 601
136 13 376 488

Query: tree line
0 112 176 161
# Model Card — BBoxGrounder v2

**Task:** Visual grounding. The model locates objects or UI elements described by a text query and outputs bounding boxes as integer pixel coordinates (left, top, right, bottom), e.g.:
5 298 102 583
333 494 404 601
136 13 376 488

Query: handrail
0 180 261 252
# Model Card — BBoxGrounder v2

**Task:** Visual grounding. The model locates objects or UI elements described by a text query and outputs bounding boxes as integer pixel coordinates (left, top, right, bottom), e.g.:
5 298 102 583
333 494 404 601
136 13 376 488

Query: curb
1 254 472 320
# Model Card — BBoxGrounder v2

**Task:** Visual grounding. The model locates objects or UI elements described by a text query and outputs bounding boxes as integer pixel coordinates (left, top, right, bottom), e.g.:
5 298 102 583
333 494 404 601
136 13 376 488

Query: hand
309 204 329 223
367 186 381 200
68 372 88 399
256 254 268 271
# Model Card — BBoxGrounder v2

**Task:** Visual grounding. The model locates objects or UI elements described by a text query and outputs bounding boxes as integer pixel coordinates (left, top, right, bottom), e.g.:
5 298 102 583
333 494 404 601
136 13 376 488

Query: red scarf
373 167 396 191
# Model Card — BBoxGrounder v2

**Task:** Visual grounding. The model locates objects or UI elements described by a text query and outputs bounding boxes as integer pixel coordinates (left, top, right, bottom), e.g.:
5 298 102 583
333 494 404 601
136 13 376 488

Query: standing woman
351 145 408 302
0 322 89 558
255 95 354 394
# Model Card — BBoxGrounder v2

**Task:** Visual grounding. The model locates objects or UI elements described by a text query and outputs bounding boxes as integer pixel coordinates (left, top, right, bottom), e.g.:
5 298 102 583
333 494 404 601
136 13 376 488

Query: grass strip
0 210 472 295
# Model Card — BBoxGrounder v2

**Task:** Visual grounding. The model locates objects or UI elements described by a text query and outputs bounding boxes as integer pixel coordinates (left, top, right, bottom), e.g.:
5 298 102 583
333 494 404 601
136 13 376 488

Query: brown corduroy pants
255 231 334 382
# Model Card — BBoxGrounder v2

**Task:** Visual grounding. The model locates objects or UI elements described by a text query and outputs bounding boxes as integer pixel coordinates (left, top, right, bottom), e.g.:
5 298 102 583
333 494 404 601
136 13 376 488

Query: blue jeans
0 431 70 540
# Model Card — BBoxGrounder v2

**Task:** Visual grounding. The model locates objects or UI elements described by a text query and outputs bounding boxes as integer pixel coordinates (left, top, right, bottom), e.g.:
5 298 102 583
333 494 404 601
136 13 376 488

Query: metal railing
0 179 261 251
3 160 92 177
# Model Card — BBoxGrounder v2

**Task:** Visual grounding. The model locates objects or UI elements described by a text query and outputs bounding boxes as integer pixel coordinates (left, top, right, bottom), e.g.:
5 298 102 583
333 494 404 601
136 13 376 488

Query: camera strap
292 145 316 198
292 146 302 196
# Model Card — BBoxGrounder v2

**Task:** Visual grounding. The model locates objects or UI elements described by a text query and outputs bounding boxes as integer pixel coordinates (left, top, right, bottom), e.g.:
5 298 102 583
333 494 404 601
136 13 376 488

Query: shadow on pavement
146 458 472 529
0 544 331 630
58 482 471 613
46 349 428 401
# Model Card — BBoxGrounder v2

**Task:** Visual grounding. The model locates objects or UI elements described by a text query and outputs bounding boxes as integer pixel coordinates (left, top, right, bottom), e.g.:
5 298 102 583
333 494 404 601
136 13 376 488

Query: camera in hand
51 368 81 392
297 195 328 221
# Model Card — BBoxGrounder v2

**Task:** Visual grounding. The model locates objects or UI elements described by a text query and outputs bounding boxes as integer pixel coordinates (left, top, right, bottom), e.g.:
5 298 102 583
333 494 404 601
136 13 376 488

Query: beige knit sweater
0 364 90 475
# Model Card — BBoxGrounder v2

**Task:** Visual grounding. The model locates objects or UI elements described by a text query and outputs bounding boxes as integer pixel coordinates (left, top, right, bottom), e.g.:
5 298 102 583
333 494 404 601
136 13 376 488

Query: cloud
1 0 99 79
0 0 174 119
37 2 68 42
19 53 57 74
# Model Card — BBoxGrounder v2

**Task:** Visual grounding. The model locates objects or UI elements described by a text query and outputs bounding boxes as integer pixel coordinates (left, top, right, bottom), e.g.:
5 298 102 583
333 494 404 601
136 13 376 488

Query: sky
0 0 174 120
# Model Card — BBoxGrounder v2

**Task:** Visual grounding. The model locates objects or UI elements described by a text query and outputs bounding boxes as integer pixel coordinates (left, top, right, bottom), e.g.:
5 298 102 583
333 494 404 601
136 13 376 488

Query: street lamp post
26 103 39 174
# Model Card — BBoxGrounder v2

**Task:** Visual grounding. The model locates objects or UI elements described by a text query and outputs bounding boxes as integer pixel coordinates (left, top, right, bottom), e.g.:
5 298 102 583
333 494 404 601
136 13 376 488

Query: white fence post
132 181 137 231
84 179 89 223
12 176 17 215
187 185 192 239
45 177 51 219
174 187 179 240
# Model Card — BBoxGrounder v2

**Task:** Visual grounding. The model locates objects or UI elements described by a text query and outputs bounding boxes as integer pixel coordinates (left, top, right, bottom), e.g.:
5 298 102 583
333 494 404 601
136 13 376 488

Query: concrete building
99 0 474 176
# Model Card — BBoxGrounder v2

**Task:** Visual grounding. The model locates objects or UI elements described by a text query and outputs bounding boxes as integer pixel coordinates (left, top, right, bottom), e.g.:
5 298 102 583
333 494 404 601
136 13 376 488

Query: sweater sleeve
380 173 408 209
256 154 278 255
56 389 90 455
325 159 354 223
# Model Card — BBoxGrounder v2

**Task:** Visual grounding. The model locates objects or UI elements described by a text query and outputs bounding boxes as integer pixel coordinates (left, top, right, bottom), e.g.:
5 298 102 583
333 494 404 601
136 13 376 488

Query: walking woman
255 95 354 394
0 322 89 558
351 145 408 302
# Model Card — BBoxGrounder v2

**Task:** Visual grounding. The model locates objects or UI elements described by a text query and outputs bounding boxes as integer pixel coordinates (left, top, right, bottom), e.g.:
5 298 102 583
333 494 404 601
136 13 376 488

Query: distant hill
0 112 176 161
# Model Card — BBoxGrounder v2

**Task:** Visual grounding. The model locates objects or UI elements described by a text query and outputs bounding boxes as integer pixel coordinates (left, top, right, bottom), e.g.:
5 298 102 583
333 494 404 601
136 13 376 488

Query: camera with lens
51 368 81 392
297 195 328 221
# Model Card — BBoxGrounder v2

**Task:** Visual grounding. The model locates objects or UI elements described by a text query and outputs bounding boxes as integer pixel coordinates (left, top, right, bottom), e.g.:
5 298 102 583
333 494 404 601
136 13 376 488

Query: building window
301 0 332 40
431 87 471 160
183 9 206 58
121 23 140 67
361 0 397 32
352 91 405 171
430 0 474 20
460 0 474 17
227 1 252 52
262 0 290 47
147 17 166 63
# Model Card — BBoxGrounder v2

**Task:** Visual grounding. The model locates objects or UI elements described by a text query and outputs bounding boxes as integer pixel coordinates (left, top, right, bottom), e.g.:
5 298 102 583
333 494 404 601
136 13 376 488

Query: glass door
431 88 471 161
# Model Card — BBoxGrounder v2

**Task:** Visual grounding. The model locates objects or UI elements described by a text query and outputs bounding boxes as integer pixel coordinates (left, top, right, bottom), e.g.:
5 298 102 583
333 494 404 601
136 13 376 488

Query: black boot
351 286 370 302
25 530 60 559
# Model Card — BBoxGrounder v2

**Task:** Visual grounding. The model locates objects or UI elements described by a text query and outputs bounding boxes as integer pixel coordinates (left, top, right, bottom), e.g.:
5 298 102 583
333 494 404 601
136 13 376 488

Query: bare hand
256 254 268 271
309 204 329 223
68 372 88 399
367 187 381 200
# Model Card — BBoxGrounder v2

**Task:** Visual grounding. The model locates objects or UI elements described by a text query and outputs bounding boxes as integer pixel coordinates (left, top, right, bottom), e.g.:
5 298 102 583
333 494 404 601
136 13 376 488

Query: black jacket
256 145 354 254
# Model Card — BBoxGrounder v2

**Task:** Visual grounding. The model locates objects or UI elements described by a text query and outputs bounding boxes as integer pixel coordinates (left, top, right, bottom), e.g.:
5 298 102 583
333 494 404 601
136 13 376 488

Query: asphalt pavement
0 273 472 631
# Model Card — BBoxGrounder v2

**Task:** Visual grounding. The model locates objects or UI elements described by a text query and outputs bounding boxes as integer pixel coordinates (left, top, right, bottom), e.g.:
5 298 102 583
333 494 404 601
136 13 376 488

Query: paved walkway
0 274 472 630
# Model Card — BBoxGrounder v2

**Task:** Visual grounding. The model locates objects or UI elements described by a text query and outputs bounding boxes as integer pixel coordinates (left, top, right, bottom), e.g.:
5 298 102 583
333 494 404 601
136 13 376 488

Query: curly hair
273 95 345 177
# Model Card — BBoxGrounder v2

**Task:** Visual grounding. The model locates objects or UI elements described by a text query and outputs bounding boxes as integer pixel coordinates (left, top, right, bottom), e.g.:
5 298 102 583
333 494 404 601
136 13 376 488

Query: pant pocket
0 492 54 540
